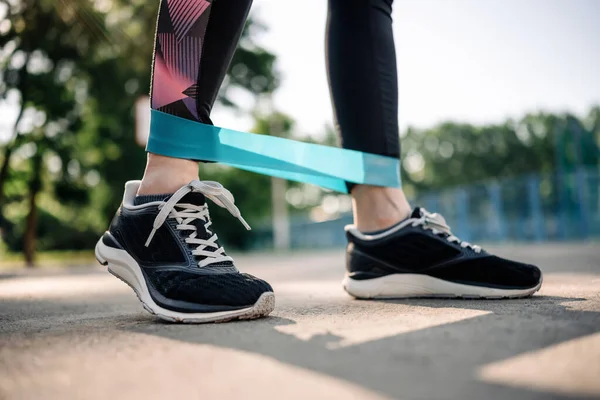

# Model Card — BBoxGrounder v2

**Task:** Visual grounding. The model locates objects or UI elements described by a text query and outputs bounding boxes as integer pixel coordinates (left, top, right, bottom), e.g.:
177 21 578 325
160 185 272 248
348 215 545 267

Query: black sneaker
95 180 275 323
343 207 542 299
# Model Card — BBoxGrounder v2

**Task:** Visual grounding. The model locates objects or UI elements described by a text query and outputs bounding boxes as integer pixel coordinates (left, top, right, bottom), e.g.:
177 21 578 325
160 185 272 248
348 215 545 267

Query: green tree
0 0 108 264
0 0 281 262
400 110 600 194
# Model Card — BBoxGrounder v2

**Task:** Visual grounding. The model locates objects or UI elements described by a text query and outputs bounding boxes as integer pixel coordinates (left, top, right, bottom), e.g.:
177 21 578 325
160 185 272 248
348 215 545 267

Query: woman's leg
139 0 253 195
326 0 410 231
329 0 542 300
98 0 275 324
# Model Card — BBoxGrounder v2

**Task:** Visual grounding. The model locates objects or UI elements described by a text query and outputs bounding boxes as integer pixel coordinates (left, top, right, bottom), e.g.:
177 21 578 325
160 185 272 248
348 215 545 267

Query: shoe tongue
133 193 171 205
175 192 206 206
175 193 213 240
133 192 206 206
172 192 208 236
410 207 425 219
171 192 233 268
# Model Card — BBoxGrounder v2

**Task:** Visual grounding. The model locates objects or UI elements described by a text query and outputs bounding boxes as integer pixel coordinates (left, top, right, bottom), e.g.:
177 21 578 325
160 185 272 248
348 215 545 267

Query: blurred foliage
399 108 600 199
0 1 598 261
0 0 281 261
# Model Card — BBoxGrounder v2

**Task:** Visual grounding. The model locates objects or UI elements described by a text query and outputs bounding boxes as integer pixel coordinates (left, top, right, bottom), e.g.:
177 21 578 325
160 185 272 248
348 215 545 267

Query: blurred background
0 0 598 267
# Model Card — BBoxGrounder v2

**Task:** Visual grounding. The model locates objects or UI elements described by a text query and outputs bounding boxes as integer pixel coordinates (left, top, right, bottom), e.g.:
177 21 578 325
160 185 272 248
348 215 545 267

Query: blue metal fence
252 168 600 249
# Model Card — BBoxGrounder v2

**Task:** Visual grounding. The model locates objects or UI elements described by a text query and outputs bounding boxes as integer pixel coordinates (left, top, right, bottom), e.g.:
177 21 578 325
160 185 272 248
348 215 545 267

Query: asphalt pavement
1 243 599 400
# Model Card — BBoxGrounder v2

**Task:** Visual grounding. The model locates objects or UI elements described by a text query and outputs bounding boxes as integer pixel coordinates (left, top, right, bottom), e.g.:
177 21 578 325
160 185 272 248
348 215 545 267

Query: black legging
151 0 399 160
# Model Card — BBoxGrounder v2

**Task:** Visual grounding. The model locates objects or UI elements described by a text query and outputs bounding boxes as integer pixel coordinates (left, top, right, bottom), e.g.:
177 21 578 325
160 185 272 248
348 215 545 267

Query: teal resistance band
147 110 401 193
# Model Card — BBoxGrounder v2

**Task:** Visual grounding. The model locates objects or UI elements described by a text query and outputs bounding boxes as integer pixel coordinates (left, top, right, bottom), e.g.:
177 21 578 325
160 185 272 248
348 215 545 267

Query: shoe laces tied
411 208 482 253
144 180 250 267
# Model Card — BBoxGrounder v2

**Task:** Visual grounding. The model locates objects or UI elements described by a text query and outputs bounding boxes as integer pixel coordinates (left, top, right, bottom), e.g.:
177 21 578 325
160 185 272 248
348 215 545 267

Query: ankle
137 153 199 195
351 185 411 232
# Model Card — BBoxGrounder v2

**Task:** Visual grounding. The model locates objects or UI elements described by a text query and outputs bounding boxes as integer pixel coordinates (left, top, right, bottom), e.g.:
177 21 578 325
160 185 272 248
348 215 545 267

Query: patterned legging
150 0 400 160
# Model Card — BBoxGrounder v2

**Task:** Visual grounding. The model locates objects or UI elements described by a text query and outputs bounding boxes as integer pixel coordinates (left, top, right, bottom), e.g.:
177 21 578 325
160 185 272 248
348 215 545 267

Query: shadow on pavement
0 273 20 280
125 295 600 400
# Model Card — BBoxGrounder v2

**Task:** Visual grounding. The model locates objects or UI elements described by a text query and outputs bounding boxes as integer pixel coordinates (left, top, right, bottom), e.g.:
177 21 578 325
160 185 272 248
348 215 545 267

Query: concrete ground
1 243 599 400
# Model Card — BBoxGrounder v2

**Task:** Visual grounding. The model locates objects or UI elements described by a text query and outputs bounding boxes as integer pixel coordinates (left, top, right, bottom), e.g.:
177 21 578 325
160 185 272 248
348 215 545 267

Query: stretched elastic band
147 110 401 193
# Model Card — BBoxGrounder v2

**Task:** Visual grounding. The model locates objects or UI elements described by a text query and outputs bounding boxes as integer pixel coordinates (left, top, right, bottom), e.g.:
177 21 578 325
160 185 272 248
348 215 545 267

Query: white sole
95 239 275 323
342 273 542 300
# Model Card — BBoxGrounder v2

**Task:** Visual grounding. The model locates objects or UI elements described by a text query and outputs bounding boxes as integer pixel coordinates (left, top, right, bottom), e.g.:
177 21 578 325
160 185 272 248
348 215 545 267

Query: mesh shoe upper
430 256 541 289
144 270 273 307
105 181 273 310
346 207 542 290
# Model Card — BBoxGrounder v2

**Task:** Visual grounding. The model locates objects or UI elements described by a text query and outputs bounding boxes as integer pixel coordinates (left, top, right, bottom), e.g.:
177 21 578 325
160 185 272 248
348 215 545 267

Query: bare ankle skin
137 153 200 195
351 185 412 232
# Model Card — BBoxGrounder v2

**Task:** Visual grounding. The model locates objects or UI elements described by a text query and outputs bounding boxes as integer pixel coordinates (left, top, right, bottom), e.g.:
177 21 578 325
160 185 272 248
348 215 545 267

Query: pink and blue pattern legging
150 0 400 166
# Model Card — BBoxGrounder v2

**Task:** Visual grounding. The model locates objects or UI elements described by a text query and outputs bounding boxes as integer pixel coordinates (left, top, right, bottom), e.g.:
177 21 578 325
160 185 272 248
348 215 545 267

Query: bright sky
213 0 600 137
1 0 598 142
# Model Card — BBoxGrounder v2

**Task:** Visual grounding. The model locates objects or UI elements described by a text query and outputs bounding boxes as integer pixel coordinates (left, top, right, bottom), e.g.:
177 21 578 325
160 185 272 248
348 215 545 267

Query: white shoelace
144 180 250 267
412 209 482 253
